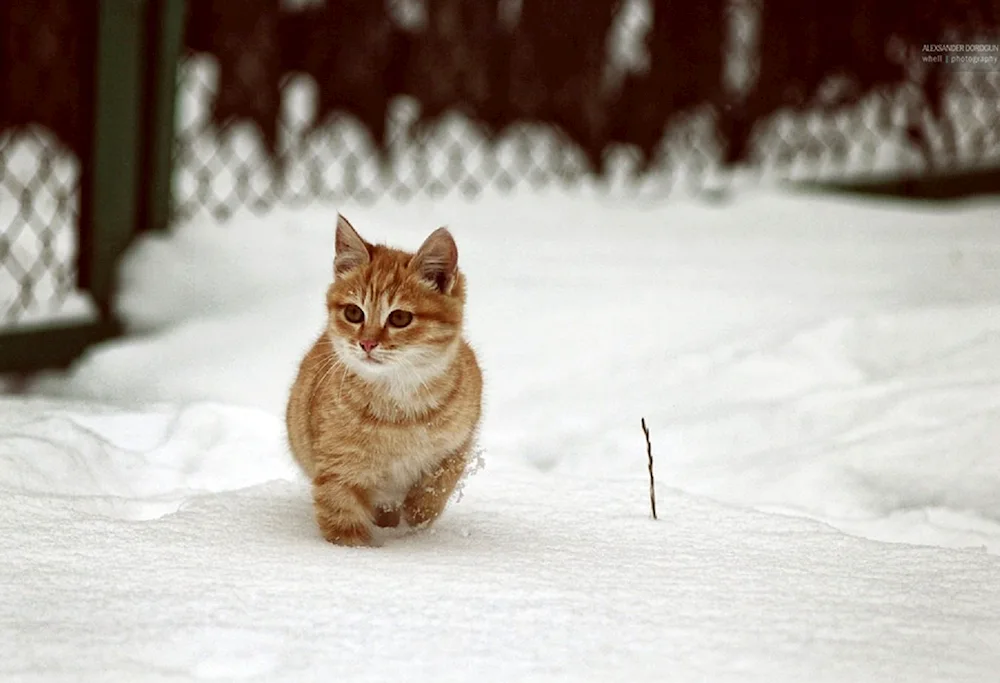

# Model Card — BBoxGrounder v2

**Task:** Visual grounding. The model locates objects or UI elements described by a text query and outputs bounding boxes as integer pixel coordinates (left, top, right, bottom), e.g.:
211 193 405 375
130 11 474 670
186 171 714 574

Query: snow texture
4 187 1000 681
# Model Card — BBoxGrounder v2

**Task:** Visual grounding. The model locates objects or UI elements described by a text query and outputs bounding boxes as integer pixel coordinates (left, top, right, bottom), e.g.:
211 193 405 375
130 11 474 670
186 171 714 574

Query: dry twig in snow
641 417 657 520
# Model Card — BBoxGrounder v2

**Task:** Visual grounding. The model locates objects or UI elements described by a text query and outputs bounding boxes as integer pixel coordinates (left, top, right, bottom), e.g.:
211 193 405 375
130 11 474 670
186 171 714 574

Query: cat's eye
343 304 365 324
387 310 413 328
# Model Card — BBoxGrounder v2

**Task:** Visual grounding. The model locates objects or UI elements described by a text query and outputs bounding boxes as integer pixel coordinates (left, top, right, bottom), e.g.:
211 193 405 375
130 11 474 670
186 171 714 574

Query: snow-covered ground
3 187 1000 680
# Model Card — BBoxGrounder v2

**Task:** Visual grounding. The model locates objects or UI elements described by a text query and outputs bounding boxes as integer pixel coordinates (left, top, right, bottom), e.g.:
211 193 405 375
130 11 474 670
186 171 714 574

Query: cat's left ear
411 227 458 293
334 214 370 277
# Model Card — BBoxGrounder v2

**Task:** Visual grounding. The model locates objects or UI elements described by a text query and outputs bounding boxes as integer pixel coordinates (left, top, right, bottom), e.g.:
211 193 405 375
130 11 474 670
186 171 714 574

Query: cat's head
325 214 466 382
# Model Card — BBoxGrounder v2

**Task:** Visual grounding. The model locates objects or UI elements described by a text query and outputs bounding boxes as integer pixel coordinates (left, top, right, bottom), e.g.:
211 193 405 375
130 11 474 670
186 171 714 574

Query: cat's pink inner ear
334 214 370 277
412 227 458 292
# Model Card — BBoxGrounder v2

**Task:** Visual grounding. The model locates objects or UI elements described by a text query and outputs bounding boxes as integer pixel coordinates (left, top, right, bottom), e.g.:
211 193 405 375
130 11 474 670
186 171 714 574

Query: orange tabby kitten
286 215 482 546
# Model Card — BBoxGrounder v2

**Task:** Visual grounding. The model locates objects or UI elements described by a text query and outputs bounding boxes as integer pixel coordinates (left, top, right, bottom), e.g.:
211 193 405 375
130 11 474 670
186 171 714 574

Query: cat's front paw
312 475 375 546
402 493 442 529
318 519 373 547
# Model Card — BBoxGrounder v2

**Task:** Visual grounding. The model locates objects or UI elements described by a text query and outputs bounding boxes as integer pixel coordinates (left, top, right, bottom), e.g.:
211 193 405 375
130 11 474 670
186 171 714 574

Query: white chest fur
368 426 460 506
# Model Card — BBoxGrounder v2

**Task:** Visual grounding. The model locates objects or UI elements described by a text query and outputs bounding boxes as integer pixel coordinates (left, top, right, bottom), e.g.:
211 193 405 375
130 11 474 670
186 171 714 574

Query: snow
4 187 1000 680
3 413 1000 682
0 398 297 520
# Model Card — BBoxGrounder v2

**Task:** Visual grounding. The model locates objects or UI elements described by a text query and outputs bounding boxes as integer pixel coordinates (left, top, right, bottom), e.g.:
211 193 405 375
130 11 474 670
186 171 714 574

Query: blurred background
1 0 998 369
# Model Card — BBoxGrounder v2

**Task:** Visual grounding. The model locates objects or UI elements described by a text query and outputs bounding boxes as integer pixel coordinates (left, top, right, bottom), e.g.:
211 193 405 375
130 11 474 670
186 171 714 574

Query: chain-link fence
0 130 81 325
0 0 93 327
173 0 1000 223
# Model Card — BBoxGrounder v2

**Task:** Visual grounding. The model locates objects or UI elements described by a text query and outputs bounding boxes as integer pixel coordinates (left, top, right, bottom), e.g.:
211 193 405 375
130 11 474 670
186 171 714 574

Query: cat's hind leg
373 504 401 528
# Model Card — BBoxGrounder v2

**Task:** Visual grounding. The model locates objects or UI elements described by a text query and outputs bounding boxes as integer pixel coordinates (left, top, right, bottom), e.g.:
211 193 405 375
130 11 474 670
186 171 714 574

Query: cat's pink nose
359 339 379 353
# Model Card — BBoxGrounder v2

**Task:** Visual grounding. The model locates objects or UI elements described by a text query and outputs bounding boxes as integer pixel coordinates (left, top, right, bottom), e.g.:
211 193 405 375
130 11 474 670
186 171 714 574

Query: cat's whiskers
307 346 343 408
335 353 352 405
309 352 337 392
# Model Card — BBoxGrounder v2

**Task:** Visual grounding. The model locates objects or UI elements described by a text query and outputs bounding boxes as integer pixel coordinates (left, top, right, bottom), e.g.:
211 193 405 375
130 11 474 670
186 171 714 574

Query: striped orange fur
286 215 482 546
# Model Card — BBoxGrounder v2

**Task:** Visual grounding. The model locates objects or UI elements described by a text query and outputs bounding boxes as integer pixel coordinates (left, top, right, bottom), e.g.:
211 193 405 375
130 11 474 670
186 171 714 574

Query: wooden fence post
140 0 186 234
82 0 149 315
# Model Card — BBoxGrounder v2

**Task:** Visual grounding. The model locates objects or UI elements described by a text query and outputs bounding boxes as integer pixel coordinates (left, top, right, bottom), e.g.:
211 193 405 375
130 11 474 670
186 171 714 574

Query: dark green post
142 0 186 233
87 0 148 313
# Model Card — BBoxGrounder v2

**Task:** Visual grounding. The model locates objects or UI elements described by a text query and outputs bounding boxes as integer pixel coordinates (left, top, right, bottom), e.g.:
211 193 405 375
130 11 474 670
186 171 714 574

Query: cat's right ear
334 214 370 277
